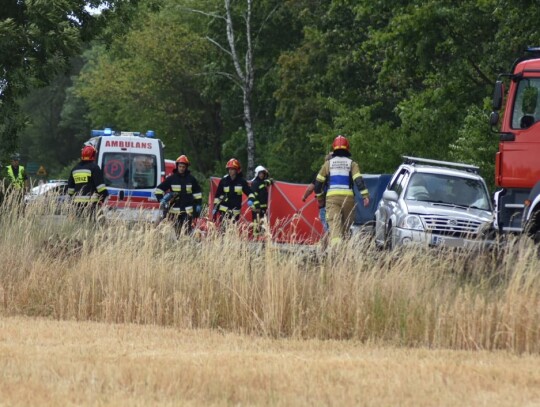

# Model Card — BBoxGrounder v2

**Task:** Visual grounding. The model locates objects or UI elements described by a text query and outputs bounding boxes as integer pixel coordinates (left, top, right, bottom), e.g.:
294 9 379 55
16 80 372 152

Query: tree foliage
0 0 107 157
75 7 223 173
12 0 540 184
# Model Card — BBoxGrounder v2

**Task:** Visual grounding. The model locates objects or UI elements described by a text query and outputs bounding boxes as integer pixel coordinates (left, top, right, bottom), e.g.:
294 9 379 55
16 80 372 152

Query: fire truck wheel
524 210 540 244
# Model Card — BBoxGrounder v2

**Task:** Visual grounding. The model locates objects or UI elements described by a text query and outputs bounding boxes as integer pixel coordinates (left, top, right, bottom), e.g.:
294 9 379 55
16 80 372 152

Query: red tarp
207 177 324 244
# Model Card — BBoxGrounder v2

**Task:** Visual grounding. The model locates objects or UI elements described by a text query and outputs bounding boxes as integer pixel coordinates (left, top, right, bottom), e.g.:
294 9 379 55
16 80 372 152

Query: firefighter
154 155 202 235
250 165 273 236
302 153 333 233
212 158 254 223
314 136 370 245
67 145 109 219
1 153 28 208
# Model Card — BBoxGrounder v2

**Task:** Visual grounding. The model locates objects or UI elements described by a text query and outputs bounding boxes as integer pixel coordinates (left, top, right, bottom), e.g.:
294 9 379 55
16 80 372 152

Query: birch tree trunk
224 0 255 177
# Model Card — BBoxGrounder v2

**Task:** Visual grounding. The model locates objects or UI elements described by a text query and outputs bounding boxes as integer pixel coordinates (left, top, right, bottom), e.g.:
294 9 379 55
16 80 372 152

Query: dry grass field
0 192 539 405
1 316 539 407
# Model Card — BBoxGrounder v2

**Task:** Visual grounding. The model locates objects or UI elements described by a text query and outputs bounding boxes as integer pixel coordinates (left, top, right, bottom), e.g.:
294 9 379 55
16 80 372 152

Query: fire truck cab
491 47 540 239
87 128 165 222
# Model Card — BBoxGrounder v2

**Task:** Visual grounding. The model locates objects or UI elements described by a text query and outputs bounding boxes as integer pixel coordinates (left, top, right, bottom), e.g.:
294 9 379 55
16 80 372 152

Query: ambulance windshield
102 153 157 189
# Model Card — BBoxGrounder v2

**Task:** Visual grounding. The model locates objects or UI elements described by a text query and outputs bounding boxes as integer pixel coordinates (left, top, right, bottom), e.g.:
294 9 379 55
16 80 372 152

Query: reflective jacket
6 165 26 189
214 175 254 215
314 156 369 198
154 170 202 216
250 177 273 210
67 161 108 203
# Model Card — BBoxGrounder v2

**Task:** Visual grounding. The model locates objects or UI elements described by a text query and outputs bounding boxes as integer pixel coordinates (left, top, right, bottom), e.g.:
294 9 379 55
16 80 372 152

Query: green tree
18 57 91 176
450 101 499 191
76 8 221 173
0 0 106 156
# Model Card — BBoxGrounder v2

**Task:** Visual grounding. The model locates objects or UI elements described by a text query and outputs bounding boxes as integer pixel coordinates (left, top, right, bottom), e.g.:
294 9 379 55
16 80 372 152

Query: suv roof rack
402 156 480 174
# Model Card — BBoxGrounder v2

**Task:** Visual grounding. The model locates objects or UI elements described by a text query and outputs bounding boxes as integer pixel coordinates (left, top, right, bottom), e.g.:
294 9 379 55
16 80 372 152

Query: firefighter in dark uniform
212 158 254 223
249 165 273 236
154 155 202 236
67 145 108 218
314 135 370 246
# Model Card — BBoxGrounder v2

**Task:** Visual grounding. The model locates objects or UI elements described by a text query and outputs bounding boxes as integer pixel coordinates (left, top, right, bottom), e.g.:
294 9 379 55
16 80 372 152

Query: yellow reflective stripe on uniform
360 189 369 197
234 186 242 194
171 185 181 192
352 172 362 180
185 206 194 214
326 190 354 197
224 187 230 193
73 169 91 184
68 188 75 195
193 192 202 199
316 174 326 182
232 209 241 216
258 184 265 190
155 188 164 194
169 207 181 214
186 184 192 193
214 198 221 204
219 205 228 212
96 184 107 193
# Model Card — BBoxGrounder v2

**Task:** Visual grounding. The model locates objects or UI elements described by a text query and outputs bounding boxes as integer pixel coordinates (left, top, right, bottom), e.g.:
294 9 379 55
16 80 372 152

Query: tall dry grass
0 190 539 353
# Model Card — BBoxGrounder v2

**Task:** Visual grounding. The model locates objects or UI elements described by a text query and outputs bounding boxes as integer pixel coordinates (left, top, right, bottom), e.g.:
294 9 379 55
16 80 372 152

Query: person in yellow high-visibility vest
314 136 370 245
3 153 28 192
1 153 28 210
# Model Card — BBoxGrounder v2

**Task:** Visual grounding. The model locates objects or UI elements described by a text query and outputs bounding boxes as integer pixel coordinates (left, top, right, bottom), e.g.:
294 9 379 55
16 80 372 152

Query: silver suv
374 157 494 249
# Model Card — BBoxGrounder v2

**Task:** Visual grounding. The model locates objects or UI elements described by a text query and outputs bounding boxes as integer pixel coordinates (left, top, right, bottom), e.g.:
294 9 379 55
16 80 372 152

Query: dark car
351 174 392 235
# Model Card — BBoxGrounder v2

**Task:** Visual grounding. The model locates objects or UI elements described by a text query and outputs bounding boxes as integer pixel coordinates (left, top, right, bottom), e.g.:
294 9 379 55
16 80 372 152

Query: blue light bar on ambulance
91 128 114 137
146 130 155 138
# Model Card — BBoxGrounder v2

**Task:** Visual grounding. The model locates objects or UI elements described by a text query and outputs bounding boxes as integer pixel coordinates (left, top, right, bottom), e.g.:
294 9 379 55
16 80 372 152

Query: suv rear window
102 153 157 189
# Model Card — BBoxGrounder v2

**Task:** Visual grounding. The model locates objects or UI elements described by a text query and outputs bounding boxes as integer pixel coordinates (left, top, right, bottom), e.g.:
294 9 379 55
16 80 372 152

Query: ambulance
87 128 165 222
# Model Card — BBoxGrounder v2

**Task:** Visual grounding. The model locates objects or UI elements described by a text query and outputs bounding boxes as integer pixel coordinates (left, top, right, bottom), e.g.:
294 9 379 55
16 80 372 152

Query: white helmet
253 165 268 181
254 165 267 174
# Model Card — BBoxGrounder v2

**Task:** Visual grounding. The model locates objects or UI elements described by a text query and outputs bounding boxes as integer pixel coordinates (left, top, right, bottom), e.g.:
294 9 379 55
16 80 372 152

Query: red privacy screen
207 177 324 244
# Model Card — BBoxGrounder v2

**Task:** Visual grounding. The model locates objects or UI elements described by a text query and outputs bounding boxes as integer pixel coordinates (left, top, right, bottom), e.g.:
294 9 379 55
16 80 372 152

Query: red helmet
81 145 97 161
226 158 241 171
176 155 190 166
332 135 350 152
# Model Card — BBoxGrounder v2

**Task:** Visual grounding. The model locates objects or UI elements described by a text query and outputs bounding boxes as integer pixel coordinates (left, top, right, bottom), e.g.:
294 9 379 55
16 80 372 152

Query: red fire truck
491 47 540 240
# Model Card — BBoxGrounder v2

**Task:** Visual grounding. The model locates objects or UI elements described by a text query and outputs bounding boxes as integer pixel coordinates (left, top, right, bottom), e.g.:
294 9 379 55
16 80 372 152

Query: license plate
431 235 464 248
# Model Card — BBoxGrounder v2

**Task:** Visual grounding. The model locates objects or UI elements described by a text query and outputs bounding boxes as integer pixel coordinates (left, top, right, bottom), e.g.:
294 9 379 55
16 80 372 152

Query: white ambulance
87 128 165 222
